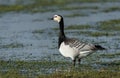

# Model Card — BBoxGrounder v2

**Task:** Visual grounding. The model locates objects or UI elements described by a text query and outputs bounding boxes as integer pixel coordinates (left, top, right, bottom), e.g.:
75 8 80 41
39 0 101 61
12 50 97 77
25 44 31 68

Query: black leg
78 58 81 65
73 59 76 66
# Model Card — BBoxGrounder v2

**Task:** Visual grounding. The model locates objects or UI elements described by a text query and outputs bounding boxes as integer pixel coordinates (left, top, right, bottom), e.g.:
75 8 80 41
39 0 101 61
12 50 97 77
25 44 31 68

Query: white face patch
53 15 61 23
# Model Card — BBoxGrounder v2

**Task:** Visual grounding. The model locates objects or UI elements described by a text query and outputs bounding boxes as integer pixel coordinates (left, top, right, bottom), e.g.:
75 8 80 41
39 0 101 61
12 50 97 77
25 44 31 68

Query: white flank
59 42 94 60
59 42 79 60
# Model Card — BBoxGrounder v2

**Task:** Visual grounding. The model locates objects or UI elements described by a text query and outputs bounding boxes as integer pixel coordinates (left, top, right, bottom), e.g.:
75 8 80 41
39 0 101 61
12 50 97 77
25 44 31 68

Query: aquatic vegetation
60 6 99 11
53 24 116 37
98 19 120 31
0 0 97 13
53 25 91 31
99 19 120 25
31 0 120 6
66 25 91 30
102 7 120 12
0 0 119 13
0 60 120 78
100 52 120 58
0 60 69 77
97 60 120 68
70 31 115 37
32 19 43 22
90 31 115 37
0 70 26 78
65 13 88 17
32 30 44 34
0 43 24 49
38 70 120 78
0 5 25 13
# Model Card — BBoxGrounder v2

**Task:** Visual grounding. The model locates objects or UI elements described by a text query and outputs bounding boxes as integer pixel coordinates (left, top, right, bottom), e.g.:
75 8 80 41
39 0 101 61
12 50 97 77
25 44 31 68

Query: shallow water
0 1 120 72
0 0 33 5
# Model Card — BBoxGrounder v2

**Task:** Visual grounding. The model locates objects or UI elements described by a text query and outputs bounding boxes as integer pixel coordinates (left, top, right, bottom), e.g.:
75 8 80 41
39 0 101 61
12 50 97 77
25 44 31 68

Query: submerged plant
97 19 120 31
0 43 24 49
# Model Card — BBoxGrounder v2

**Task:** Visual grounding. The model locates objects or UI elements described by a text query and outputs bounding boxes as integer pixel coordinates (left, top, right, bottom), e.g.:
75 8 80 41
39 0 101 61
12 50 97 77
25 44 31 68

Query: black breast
58 35 66 48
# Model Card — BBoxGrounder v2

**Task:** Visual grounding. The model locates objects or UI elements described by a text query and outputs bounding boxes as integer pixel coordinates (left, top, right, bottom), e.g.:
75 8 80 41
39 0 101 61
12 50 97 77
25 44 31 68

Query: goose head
51 15 63 23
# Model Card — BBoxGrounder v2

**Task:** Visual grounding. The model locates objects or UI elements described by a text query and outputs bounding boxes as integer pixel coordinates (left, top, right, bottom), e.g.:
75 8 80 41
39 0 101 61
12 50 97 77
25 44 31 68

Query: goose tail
95 45 106 50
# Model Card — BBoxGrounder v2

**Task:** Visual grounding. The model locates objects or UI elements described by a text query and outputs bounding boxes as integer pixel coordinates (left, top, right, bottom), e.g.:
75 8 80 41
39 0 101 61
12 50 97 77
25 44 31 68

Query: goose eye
54 15 57 18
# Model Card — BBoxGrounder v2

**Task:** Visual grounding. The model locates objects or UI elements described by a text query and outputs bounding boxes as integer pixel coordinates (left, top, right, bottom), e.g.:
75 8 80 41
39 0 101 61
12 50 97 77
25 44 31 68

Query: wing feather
64 38 101 51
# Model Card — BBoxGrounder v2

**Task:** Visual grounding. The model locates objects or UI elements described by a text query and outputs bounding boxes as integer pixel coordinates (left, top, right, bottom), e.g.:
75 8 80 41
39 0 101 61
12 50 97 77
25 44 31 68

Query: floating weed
52 25 91 31
99 19 120 26
31 8 56 13
52 28 59 31
0 1 63 13
0 43 24 49
74 31 115 37
100 52 120 58
65 25 91 30
90 31 115 37
0 0 119 13
98 60 120 67
0 5 25 13
95 60 120 71
76 0 120 2
53 25 115 37
60 6 99 11
65 13 88 17
102 7 120 12
97 19 120 31
32 29 44 34
31 0 118 7
0 0 85 13
100 24 120 31
32 19 43 22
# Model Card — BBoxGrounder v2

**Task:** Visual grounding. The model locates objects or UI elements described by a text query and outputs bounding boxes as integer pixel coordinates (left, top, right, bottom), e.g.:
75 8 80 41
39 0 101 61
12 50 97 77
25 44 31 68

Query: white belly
59 42 78 60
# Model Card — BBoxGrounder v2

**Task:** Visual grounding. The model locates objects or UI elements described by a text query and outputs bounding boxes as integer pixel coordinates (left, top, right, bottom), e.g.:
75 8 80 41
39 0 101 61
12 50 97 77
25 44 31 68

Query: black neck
59 18 65 37
58 18 66 48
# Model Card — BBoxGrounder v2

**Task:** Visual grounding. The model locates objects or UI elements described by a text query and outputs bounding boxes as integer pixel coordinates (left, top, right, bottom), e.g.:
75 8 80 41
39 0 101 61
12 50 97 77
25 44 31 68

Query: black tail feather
95 45 106 50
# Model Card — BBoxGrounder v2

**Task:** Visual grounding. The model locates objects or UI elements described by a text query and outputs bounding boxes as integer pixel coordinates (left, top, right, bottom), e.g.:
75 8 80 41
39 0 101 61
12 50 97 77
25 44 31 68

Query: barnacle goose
51 14 105 66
